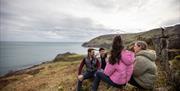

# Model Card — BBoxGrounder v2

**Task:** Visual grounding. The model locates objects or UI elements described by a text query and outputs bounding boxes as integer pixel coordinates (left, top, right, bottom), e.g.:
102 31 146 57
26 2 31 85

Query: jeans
76 71 96 91
92 71 125 91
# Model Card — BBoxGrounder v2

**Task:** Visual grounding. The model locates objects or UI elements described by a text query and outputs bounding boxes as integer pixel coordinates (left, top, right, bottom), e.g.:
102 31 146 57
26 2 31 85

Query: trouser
76 71 96 91
129 76 145 89
92 71 125 91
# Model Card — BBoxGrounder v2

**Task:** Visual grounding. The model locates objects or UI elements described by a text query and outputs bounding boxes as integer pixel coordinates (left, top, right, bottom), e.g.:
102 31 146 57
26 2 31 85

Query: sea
0 41 88 76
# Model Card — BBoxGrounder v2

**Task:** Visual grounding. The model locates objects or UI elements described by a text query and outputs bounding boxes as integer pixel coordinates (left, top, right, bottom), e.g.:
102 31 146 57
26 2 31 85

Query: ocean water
0 41 87 76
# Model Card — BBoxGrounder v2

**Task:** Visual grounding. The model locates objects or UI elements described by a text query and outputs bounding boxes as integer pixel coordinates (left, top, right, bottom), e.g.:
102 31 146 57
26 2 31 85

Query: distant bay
0 41 87 76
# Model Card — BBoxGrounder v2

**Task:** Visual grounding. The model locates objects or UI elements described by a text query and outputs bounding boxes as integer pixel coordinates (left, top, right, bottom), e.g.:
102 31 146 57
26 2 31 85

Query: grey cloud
1 0 179 42
85 0 149 11
86 0 116 9
171 0 180 5
172 0 180 10
0 0 111 42
1 6 106 31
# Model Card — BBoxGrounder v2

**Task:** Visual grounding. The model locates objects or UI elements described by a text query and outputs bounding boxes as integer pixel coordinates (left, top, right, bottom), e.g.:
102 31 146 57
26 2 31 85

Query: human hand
78 75 83 81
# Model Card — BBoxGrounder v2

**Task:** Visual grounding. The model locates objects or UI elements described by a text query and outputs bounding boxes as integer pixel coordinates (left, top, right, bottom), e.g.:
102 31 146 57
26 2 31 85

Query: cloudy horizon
0 0 180 42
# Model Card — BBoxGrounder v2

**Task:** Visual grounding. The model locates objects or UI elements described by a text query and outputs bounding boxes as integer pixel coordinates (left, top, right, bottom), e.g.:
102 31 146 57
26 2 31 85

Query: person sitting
91 35 135 91
76 48 100 91
129 41 157 90
97 48 107 70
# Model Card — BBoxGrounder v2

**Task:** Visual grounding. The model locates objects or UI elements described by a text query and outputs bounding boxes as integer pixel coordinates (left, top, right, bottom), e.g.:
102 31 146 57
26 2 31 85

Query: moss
171 55 180 70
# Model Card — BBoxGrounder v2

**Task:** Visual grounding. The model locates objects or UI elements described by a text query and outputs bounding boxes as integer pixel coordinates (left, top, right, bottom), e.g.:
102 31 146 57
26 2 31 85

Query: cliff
82 24 180 50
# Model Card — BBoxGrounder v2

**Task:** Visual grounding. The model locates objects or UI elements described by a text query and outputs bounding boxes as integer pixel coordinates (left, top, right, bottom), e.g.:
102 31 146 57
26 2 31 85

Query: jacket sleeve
133 56 149 77
78 58 85 75
104 62 115 76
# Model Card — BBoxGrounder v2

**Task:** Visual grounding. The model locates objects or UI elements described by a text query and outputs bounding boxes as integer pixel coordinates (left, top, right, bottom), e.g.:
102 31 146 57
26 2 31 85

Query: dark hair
99 48 105 51
88 48 95 53
109 35 124 65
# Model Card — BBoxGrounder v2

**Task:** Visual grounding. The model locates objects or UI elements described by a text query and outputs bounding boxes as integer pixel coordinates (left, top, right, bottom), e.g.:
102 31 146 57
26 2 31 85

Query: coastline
0 52 84 91
0 52 83 78
0 41 86 77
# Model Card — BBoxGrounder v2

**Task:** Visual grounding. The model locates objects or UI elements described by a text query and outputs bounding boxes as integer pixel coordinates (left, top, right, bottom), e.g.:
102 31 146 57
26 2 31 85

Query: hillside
0 53 84 91
1 53 178 91
82 24 180 49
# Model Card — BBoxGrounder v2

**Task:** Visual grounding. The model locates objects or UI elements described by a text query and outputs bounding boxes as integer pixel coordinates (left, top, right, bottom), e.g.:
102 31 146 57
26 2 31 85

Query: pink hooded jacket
104 50 135 85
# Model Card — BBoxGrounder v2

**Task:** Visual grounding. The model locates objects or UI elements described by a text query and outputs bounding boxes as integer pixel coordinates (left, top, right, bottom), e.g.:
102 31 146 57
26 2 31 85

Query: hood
121 50 135 65
136 50 157 61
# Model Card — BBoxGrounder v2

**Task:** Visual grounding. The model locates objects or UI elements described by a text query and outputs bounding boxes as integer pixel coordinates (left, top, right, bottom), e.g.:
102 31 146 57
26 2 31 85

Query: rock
55 52 75 58
53 52 75 61
53 52 83 62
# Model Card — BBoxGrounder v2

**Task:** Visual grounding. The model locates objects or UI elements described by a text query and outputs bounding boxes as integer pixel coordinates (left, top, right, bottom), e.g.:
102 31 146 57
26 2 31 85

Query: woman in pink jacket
91 35 135 91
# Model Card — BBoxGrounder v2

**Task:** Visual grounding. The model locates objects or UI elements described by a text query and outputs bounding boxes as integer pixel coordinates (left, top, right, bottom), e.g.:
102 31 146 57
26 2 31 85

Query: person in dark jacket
76 48 100 91
97 48 107 70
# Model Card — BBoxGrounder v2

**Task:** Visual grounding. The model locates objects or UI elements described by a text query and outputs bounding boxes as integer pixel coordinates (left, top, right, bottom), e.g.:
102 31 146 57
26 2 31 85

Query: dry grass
0 60 80 91
0 55 173 91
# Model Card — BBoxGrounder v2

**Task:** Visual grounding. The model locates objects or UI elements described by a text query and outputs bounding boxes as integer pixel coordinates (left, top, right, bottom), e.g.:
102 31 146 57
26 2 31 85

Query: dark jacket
97 54 107 70
78 56 100 75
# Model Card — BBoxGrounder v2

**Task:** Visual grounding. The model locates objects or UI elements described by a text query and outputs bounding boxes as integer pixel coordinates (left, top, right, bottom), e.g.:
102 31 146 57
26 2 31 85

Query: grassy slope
0 54 82 91
0 54 111 91
0 54 170 91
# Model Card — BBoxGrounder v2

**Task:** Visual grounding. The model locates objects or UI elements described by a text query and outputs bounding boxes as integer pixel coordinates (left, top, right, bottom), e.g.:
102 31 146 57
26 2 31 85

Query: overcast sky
0 0 180 42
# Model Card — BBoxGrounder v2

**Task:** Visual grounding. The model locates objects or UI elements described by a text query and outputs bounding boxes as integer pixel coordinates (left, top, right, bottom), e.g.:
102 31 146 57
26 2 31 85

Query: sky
0 0 180 42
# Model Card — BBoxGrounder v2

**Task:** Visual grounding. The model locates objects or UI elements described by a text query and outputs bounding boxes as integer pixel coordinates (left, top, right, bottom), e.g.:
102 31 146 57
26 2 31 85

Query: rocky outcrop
53 52 83 62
